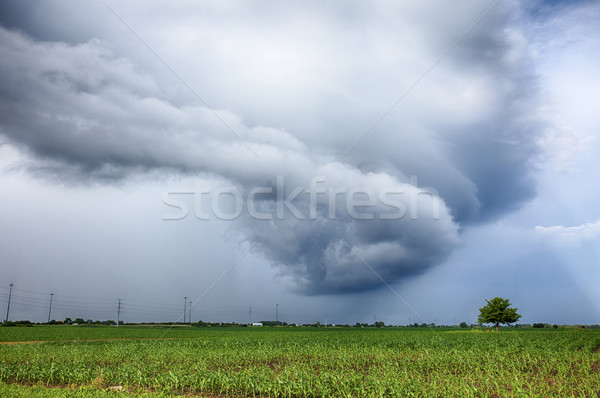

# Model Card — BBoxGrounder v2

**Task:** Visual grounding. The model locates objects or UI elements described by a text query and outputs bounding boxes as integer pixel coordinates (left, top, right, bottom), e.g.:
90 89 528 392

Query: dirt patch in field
593 345 600 354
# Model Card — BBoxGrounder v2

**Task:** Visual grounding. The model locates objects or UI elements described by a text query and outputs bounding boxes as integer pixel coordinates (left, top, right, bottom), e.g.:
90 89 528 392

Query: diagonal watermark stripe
190 243 256 308
99 0 260 158
341 240 442 338
156 243 255 337
342 240 473 366
341 0 501 158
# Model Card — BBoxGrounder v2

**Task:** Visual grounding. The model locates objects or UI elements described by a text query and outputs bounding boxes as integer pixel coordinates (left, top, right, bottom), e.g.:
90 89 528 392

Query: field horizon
1 325 599 397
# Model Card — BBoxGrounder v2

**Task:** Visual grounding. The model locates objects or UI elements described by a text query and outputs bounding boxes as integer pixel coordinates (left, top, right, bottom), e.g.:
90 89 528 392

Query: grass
0 326 599 397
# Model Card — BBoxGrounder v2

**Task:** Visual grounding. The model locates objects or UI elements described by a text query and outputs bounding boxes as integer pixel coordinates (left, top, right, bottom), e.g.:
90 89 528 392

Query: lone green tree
478 297 521 331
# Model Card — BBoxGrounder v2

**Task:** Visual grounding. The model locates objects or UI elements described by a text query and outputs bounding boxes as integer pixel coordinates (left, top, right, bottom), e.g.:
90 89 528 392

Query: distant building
252 322 263 326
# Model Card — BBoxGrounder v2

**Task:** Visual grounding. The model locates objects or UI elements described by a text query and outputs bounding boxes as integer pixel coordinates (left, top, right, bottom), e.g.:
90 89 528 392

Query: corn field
0 326 599 397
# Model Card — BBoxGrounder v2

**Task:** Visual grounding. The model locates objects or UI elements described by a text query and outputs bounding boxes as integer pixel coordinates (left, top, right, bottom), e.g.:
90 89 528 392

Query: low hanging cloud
0 1 543 294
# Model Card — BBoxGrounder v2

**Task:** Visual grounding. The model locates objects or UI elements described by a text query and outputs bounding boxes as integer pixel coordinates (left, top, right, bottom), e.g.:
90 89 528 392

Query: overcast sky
0 0 599 326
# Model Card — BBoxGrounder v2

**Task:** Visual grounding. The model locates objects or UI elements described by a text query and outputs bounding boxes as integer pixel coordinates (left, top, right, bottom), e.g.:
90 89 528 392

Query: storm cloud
0 1 542 294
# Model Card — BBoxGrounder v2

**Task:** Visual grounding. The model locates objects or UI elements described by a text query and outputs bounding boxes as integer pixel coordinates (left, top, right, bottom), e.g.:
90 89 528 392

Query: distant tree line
3 316 599 329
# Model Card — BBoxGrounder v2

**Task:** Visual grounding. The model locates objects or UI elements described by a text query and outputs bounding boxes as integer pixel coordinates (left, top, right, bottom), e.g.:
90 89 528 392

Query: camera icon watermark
162 175 441 221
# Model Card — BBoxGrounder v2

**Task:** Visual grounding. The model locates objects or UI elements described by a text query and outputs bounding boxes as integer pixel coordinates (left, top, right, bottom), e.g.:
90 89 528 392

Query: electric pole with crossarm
47 293 54 323
117 299 122 327
183 297 187 323
5 283 14 323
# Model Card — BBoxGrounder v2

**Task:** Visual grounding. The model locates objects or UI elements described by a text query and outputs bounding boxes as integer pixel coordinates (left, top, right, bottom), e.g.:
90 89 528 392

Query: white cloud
528 1 600 170
535 220 600 246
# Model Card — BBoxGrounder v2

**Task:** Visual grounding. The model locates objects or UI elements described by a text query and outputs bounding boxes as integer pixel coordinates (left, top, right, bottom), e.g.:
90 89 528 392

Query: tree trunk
496 323 499 332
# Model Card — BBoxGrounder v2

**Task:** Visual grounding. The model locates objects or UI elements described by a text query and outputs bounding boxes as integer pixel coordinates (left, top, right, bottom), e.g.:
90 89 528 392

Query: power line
7 294 114 310
0 284 330 324
122 303 180 314
124 300 184 311
13 287 113 302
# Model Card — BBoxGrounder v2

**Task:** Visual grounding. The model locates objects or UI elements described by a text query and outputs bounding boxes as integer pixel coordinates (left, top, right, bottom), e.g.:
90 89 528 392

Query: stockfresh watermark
162 175 441 221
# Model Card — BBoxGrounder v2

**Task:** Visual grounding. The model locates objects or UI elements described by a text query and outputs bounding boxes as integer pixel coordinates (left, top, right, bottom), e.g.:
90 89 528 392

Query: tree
459 321 468 328
477 297 521 331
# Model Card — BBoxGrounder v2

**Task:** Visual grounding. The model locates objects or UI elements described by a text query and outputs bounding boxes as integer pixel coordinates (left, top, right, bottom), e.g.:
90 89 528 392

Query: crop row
0 328 598 397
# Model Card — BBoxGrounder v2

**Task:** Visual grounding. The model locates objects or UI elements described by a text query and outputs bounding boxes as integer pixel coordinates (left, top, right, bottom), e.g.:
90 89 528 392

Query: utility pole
189 301 192 324
47 293 54 323
276 303 279 324
325 310 328 327
5 283 13 323
248 306 252 325
116 299 122 327
183 297 187 323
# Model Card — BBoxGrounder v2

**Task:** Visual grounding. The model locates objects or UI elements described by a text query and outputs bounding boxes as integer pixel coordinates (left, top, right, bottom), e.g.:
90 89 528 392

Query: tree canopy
478 297 521 331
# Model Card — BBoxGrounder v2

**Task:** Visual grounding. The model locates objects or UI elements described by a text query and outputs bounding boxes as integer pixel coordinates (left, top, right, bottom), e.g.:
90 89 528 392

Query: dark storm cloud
0 0 544 294
234 167 460 294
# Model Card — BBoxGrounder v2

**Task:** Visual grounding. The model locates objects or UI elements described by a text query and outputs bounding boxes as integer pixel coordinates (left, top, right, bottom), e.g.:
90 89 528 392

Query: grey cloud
0 0 543 294
236 168 460 294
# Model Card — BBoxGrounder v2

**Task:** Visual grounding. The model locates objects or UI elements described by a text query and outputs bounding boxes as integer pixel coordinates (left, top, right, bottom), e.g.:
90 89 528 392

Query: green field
0 326 599 397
